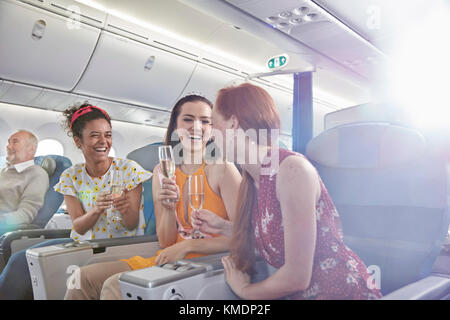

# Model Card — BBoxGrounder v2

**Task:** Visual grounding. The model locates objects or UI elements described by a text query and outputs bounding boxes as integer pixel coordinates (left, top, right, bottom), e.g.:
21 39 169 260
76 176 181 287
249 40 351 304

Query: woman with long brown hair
192 83 382 300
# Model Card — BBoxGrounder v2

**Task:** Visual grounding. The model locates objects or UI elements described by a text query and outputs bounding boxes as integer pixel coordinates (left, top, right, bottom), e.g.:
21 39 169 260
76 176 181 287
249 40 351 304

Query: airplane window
109 147 116 157
35 139 64 156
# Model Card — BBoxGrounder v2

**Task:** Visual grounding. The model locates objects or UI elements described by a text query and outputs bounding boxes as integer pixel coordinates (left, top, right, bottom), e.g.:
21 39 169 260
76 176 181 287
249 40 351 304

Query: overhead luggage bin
73 30 197 110
0 0 103 91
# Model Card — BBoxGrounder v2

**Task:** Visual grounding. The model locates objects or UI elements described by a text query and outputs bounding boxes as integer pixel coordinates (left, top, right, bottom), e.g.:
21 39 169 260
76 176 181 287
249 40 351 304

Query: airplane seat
0 155 72 272
31 155 73 228
306 122 449 296
126 142 163 235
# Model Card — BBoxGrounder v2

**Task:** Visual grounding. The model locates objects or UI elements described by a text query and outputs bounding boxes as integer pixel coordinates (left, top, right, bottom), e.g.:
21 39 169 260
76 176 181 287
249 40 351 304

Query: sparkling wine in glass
159 146 176 203
188 174 204 238
109 167 124 225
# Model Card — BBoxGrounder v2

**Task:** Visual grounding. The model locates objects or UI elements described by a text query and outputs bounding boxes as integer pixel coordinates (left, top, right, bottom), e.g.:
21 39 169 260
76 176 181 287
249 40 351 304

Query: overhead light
293 6 310 16
266 16 279 23
278 11 293 19
304 13 319 22
289 18 303 26
276 22 290 29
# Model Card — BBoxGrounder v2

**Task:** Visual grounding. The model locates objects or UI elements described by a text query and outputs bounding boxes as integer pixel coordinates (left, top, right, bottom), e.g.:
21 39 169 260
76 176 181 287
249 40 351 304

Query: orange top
122 163 229 270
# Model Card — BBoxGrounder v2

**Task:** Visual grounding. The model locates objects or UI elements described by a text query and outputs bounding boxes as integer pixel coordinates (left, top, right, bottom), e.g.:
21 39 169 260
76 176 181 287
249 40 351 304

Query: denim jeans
0 238 73 300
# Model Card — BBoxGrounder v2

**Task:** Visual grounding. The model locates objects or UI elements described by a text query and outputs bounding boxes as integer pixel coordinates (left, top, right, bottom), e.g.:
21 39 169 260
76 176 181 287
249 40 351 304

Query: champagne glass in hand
188 174 205 239
109 167 124 224
158 146 176 203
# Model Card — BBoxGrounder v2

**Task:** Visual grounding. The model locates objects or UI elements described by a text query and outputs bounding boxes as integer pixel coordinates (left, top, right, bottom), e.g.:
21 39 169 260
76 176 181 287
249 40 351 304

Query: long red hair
215 83 280 273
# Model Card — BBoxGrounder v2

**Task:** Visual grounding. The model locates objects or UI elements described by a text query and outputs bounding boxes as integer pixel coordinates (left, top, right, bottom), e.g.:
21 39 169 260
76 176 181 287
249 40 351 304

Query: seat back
127 142 162 235
306 122 449 295
32 155 72 228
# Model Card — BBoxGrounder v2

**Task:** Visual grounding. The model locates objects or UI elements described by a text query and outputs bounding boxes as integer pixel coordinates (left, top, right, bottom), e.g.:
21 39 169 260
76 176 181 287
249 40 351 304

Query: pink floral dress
253 148 382 300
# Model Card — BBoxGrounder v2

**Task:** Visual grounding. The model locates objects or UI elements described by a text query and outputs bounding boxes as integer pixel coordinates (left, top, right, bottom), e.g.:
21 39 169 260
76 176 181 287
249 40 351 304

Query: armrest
381 275 450 300
14 223 43 230
27 234 161 300
73 234 159 249
0 228 71 273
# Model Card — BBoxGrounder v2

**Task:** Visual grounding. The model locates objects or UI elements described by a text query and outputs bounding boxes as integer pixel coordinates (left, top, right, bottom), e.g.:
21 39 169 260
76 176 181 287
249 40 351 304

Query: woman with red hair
192 83 382 300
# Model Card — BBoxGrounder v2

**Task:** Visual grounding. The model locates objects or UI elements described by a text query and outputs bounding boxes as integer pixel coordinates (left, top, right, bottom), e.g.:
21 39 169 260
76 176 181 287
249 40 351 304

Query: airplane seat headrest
305 122 449 295
306 122 427 169
39 156 57 176
127 142 163 235
126 142 162 172
32 155 73 228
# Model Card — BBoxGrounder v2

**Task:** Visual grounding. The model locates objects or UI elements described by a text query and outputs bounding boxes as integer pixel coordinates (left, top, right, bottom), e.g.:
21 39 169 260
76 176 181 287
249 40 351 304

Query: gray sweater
0 164 49 225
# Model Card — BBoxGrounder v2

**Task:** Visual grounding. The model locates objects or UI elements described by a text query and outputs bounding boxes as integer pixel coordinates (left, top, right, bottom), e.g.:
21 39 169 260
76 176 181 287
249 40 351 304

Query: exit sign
267 54 289 70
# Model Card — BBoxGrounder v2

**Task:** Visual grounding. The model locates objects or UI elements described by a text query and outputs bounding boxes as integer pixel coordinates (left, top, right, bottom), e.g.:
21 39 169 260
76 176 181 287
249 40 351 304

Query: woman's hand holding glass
111 188 130 215
158 176 180 210
94 192 114 215
191 209 233 237
158 146 177 205
109 168 125 222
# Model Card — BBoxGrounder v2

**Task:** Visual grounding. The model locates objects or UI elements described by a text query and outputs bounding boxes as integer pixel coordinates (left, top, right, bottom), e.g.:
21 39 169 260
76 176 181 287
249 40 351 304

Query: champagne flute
109 167 123 228
158 145 176 203
188 174 204 239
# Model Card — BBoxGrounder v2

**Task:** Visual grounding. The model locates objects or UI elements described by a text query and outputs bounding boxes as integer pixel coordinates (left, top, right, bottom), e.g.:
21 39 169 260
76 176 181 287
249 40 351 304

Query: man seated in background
0 130 49 233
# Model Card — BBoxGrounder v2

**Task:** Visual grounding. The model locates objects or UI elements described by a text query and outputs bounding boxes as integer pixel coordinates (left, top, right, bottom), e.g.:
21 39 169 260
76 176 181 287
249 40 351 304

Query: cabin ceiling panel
0 0 101 91
74 31 196 110
0 82 43 106
180 64 242 106
0 81 14 99
30 90 83 112
96 100 143 124
125 108 171 128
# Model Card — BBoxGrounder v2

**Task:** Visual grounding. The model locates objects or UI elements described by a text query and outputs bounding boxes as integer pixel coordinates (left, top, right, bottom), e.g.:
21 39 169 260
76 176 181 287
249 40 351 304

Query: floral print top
253 148 382 300
54 158 152 241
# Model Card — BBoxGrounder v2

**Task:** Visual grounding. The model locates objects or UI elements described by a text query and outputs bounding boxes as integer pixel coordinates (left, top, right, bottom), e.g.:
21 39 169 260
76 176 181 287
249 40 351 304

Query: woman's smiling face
75 118 112 163
175 101 212 152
